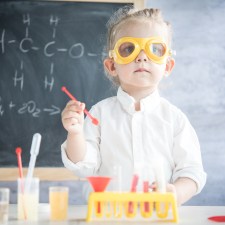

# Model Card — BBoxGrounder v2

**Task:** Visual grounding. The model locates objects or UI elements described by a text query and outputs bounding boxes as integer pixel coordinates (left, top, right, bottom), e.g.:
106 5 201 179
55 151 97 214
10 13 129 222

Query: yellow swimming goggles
109 36 172 64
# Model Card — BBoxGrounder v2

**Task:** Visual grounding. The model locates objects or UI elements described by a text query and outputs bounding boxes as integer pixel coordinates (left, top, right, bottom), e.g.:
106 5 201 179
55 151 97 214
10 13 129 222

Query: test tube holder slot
86 192 178 222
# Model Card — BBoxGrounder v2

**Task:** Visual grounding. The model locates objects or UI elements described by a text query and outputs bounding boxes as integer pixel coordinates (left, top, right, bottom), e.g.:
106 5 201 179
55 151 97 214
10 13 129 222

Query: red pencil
15 147 24 179
61 86 99 126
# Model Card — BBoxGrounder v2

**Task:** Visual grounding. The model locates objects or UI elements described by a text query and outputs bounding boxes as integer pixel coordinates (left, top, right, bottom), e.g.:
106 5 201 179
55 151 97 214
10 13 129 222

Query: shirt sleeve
171 111 207 194
61 107 101 178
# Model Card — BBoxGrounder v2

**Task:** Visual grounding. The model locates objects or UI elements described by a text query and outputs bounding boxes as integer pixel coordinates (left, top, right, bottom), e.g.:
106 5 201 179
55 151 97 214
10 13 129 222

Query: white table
7 204 225 224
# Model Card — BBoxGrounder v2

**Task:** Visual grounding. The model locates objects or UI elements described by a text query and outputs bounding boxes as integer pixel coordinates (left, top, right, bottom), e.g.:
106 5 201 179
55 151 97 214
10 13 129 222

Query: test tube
111 165 122 192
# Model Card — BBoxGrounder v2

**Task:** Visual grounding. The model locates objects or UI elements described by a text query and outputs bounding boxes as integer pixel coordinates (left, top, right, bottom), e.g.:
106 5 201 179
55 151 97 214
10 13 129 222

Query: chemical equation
0 14 102 92
0 98 60 117
0 28 94 59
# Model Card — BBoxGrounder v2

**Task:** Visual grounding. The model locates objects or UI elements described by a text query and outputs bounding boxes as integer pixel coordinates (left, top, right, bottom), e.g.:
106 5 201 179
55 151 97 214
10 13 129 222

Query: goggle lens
118 42 135 57
150 43 166 57
118 42 166 58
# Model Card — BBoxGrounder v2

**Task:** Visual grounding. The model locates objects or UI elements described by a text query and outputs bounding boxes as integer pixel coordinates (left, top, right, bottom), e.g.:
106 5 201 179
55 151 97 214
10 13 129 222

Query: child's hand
61 100 85 134
149 182 177 195
165 183 177 194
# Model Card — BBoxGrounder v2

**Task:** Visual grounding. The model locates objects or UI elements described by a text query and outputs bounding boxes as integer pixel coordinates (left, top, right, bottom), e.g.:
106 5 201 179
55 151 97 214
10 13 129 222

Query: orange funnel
87 176 111 192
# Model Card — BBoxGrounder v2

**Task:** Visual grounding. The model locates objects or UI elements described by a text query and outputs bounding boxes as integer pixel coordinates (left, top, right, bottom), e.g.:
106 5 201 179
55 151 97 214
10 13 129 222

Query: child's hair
104 6 172 86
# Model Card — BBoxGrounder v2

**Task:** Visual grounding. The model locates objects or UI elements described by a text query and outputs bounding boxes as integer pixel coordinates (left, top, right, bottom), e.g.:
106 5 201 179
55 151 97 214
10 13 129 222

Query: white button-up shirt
61 87 206 198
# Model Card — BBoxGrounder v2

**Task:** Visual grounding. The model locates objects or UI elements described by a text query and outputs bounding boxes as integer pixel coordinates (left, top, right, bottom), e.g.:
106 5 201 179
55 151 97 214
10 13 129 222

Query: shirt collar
117 87 160 115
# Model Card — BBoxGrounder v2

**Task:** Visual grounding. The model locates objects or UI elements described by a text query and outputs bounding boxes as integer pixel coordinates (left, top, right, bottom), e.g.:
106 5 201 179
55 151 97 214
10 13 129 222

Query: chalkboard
0 1 133 167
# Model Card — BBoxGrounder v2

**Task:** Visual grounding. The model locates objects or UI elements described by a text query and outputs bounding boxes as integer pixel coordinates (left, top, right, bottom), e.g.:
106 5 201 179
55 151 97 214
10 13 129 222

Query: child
61 7 206 205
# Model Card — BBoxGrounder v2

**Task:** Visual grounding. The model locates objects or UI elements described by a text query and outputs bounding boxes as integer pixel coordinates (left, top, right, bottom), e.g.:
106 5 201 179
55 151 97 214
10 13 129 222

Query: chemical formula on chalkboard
0 11 102 118
1 14 100 89
0 1 127 167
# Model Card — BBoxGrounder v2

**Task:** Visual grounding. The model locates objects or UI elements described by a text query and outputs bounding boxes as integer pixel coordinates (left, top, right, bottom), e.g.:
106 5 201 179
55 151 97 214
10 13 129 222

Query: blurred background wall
147 0 225 205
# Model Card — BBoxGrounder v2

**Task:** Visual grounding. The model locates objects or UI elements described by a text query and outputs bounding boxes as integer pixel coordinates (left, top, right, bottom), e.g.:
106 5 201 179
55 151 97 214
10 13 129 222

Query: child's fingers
62 115 83 132
62 111 83 123
63 117 79 127
66 100 76 106
80 102 85 110
62 102 84 118
149 182 157 191
61 100 86 133
66 101 85 113
166 183 177 194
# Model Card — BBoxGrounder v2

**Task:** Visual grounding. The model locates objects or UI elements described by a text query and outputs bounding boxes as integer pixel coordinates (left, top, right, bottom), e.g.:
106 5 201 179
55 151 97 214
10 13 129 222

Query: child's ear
165 58 175 77
104 58 117 77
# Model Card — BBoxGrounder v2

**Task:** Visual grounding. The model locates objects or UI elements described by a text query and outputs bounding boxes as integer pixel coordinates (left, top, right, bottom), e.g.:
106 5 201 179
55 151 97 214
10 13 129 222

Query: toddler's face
112 20 170 93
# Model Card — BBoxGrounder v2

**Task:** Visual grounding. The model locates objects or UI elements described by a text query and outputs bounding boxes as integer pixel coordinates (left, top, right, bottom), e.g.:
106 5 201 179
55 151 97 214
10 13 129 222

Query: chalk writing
43 105 61 116
0 13 85 119
0 105 3 116
18 100 41 117
1 29 94 58
0 100 61 117
0 1 123 167
0 13 102 95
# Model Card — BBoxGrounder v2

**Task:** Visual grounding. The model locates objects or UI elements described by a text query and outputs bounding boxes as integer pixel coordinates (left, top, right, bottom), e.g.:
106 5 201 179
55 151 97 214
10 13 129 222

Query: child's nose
135 50 149 62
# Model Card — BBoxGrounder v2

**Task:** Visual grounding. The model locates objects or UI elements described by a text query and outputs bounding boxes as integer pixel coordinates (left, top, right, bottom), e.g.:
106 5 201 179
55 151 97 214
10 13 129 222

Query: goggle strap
109 50 113 58
169 49 176 56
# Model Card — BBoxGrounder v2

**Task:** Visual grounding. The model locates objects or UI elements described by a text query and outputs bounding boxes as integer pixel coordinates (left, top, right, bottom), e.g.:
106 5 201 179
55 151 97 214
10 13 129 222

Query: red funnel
87 176 111 192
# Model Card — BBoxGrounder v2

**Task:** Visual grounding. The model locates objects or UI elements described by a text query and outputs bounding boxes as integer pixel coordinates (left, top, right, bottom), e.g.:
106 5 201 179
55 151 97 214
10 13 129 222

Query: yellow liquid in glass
50 191 68 220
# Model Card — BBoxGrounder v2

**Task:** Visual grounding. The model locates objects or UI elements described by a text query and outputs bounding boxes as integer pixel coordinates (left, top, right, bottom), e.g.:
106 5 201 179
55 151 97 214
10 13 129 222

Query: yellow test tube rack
86 192 178 222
